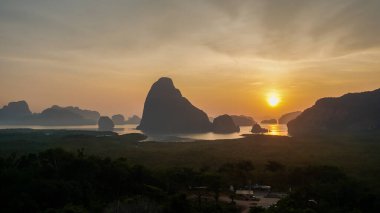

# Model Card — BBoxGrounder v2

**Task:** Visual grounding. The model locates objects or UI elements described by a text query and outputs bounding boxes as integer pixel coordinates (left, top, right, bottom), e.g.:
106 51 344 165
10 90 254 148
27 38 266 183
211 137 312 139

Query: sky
1 0 380 120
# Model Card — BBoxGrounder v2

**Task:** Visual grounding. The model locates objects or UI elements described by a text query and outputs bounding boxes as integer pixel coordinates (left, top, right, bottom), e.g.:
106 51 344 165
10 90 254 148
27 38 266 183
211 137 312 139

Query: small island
251 123 269 134
261 119 277 125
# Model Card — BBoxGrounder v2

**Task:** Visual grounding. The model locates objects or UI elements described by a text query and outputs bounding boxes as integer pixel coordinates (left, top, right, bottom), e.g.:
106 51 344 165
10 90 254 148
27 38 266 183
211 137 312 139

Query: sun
267 92 281 107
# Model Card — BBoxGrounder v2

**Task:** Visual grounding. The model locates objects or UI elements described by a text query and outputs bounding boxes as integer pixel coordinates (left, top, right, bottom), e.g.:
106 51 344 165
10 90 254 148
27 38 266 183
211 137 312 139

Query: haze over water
0 124 288 142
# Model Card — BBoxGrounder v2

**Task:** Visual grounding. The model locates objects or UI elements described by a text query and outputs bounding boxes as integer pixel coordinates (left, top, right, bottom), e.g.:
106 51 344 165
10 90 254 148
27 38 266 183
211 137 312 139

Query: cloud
201 0 380 60
1 0 380 62
1 0 380 116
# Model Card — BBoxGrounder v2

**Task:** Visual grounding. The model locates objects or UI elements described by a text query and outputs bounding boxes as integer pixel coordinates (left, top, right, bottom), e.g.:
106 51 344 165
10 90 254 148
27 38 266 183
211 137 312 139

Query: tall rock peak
137 77 212 133
147 77 182 99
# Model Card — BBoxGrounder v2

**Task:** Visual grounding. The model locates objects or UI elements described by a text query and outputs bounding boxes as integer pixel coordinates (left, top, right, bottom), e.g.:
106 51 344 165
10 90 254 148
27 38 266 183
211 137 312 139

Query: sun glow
267 92 281 107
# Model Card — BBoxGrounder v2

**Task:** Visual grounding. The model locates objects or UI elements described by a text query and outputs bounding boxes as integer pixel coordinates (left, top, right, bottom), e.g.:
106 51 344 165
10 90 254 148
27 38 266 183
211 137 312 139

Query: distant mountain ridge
230 115 255 126
261 118 277 124
278 111 302 124
36 105 100 125
0 101 101 125
125 115 141 124
50 105 100 121
112 114 141 125
288 88 380 136
0 101 32 121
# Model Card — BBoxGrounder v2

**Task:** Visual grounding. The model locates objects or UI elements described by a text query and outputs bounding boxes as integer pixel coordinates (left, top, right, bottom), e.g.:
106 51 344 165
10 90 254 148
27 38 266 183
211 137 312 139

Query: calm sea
0 124 288 142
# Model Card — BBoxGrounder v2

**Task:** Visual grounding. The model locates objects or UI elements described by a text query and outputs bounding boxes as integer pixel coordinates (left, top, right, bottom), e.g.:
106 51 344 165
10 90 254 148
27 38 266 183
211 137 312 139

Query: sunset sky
1 0 380 120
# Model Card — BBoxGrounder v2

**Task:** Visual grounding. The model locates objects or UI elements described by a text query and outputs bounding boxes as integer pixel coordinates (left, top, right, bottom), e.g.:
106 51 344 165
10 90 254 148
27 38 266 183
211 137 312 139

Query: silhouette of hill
0 101 100 125
0 101 32 122
37 105 97 125
288 88 380 136
230 115 255 126
111 114 141 125
212 114 240 133
261 119 277 124
60 106 100 121
112 114 125 125
98 116 114 131
125 115 141 124
137 77 212 133
278 111 302 124
251 123 268 134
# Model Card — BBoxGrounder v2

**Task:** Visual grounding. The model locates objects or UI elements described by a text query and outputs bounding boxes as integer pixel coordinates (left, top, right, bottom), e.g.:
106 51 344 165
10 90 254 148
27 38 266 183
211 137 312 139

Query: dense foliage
252 166 379 213
0 148 378 212
0 149 239 213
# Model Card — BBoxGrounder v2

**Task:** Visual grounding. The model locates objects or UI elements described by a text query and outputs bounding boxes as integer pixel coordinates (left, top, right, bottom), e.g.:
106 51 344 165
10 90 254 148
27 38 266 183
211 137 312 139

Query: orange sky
1 0 380 120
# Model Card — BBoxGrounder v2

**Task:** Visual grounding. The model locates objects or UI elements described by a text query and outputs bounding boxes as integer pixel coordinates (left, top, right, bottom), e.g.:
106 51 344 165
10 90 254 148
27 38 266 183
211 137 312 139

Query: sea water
0 124 288 142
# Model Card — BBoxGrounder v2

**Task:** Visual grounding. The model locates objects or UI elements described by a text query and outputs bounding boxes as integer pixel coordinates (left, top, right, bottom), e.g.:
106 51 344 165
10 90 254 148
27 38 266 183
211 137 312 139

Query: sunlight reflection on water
261 124 288 136
0 123 288 142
